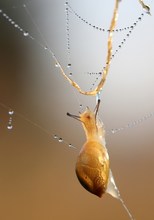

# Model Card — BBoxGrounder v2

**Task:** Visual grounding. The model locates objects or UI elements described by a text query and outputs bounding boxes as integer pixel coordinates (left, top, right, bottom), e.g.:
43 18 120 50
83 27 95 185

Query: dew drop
67 63 71 68
79 104 83 108
23 31 29 37
0 9 2 13
55 63 59 68
54 135 58 139
14 24 19 28
111 129 115 134
7 124 13 130
58 138 63 143
8 109 14 115
69 73 72 76
3 13 7 17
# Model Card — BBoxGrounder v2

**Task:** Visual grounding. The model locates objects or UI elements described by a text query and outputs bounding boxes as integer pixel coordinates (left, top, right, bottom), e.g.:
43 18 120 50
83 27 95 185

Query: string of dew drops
0 102 76 149
65 1 146 90
1 99 154 150
0 4 153 147
67 1 144 33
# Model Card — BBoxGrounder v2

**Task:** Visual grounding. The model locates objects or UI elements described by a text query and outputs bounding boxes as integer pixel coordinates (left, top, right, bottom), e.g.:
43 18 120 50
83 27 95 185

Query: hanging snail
67 100 111 197
67 100 135 220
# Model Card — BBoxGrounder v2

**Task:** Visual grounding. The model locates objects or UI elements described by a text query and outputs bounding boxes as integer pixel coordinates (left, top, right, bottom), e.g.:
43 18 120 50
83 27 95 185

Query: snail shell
75 140 109 198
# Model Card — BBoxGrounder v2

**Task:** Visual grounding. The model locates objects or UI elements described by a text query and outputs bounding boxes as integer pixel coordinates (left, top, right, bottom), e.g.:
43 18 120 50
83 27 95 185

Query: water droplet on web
111 129 115 134
14 24 19 28
8 109 14 115
58 138 63 143
55 63 59 68
54 135 58 139
7 124 13 130
23 31 29 37
67 63 71 68
3 13 7 17
69 73 72 76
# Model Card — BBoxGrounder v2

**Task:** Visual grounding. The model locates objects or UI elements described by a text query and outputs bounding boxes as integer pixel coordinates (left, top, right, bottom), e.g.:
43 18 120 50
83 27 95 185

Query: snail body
67 100 110 197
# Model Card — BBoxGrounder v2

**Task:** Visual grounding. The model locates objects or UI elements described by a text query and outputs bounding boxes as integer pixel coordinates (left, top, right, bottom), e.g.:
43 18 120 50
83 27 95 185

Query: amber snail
67 100 135 220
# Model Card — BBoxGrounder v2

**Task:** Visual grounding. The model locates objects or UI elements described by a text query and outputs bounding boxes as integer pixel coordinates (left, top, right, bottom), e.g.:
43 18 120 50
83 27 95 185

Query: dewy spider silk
56 0 151 96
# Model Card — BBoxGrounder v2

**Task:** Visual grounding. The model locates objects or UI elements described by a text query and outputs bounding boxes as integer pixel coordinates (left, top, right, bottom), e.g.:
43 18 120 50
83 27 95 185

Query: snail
67 100 135 220
67 100 117 198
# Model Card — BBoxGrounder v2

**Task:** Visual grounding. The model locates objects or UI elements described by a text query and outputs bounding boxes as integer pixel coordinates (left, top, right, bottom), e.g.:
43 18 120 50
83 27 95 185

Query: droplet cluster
67 3 144 33
0 9 32 38
89 13 145 90
65 3 71 70
0 101 153 149
64 2 145 89
109 112 154 135
0 6 58 66
7 109 14 130
53 134 75 148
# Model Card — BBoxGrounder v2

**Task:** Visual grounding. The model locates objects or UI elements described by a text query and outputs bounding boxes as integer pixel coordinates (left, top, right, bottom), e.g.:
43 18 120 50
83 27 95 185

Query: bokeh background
0 0 154 220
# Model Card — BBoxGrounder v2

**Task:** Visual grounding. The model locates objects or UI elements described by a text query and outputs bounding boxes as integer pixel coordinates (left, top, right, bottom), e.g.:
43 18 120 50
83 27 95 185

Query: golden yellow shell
67 101 109 197
76 140 109 198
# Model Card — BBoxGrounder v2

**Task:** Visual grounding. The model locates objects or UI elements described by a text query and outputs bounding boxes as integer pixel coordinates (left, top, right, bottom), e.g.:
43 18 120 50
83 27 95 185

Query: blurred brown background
0 0 154 220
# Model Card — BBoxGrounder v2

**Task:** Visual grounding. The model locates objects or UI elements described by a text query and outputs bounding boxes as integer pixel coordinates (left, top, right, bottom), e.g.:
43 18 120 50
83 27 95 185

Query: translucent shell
76 140 109 197
68 101 110 197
